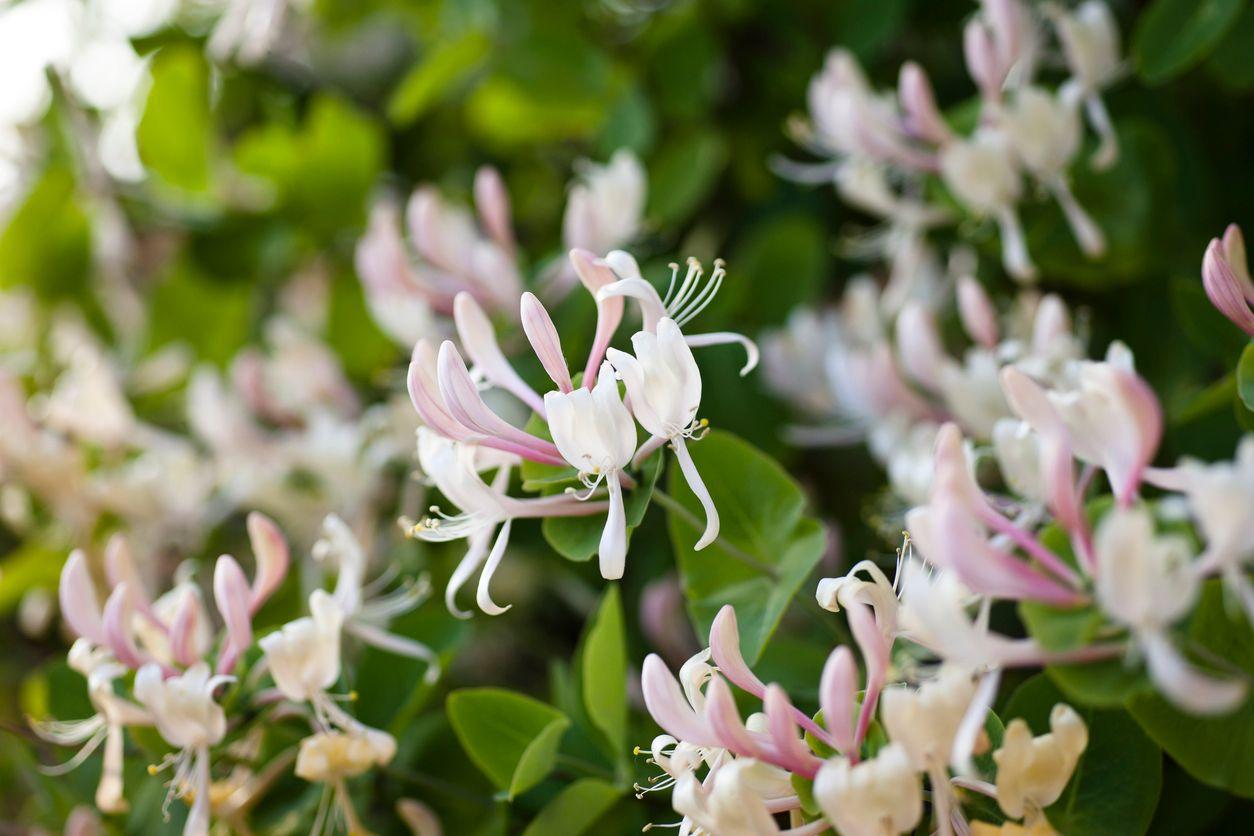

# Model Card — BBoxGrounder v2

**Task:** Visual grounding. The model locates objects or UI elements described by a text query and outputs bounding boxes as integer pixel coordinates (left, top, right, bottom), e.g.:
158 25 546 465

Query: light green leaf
0 543 64 616
447 688 570 799
1004 675 1163 835
388 32 491 126
521 778 621 836
665 430 827 663
138 45 211 193
1133 0 1245 85
1128 581 1254 798
1237 342 1254 411
580 586 627 757
0 166 90 300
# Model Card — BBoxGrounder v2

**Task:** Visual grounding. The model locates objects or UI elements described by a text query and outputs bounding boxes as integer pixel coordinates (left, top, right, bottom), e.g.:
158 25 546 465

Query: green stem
651 489 779 579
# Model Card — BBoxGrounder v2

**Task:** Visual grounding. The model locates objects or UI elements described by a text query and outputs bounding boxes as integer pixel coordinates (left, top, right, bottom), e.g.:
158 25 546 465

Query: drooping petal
571 249 625 384
598 477 627 580
475 520 513 616
682 331 760 376
670 436 720 551
640 653 715 745
1141 630 1246 715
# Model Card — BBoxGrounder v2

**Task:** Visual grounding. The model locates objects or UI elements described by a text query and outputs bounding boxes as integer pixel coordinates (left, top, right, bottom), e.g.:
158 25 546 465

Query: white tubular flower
1003 85 1105 257
1045 0 1121 169
1093 506 1246 714
544 362 637 579
939 129 1034 282
607 318 719 550
880 666 977 771
259 590 344 704
993 704 1088 822
295 729 395 784
813 743 923 836
32 640 152 815
134 663 232 836
670 758 791 836
562 149 646 257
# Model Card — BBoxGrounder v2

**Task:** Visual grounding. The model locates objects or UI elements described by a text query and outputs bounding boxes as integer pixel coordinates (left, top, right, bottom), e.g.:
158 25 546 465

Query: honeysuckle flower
881 666 977 772
607 317 719 550
1200 223 1254 337
560 150 646 274
993 704 1087 823
311 514 440 680
134 662 232 836
1002 85 1105 257
1044 1 1121 169
813 743 923 836
671 758 806 836
1000 352 1161 507
259 589 344 705
32 639 152 814
296 729 396 835
1092 505 1247 714
545 362 637 579
940 130 1034 281
355 201 443 348
1144 436 1254 617
407 427 606 615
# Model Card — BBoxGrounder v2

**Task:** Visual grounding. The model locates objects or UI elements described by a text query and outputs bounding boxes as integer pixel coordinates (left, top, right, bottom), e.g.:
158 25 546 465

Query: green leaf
580 587 627 758
147 263 253 366
646 130 729 225
0 543 64 616
466 77 606 148
0 166 90 300
1019 599 1148 708
1128 581 1254 798
138 45 212 193
1237 342 1254 411
447 688 571 799
541 449 663 562
1004 675 1163 835
1206 4 1254 89
665 430 827 663
1133 0 1245 85
388 32 491 126
521 778 621 836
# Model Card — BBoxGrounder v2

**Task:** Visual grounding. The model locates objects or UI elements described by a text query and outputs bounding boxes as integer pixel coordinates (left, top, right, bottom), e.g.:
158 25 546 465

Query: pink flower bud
957 276 1000 348
59 550 106 645
519 292 573 393
473 166 514 254
899 63 951 144
246 512 289 613
1202 238 1254 337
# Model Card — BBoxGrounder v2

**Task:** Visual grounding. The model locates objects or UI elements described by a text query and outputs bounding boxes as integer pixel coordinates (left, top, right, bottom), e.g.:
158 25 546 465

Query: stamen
673 260 726 327
661 263 681 308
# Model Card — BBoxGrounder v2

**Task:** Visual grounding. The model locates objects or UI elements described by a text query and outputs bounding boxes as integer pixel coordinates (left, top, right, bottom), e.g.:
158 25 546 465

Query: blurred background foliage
4 0 1254 831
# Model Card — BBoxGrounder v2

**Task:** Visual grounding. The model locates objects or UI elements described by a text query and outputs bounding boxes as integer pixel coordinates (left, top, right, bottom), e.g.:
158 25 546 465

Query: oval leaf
447 688 571 799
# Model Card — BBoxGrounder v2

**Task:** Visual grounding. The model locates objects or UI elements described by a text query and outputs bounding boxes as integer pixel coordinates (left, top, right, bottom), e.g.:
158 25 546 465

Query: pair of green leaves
447 587 627 833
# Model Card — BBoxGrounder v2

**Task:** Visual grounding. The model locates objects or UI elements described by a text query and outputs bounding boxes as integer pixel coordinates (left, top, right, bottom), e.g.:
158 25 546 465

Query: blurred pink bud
1202 234 1254 337
473 166 514 254
1031 294 1071 353
168 587 204 667
214 556 253 674
59 551 106 645
957 276 1000 348
895 302 946 390
104 535 154 620
103 584 147 669
520 292 573 393
819 646 858 756
964 20 1003 101
245 512 289 613
899 63 951 144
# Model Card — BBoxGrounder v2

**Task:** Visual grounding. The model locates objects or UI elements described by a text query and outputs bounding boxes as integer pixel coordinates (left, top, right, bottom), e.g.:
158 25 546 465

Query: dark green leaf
665 430 827 663
1133 0 1245 84
646 130 729 226
541 450 663 563
1237 342 1254 411
387 32 491 126
1128 581 1254 798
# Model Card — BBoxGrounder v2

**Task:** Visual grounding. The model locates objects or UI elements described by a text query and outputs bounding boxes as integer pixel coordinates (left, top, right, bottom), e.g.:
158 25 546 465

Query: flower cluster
763 269 1083 507
402 246 757 614
638 601 1089 835
32 512 437 835
784 0 1122 286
